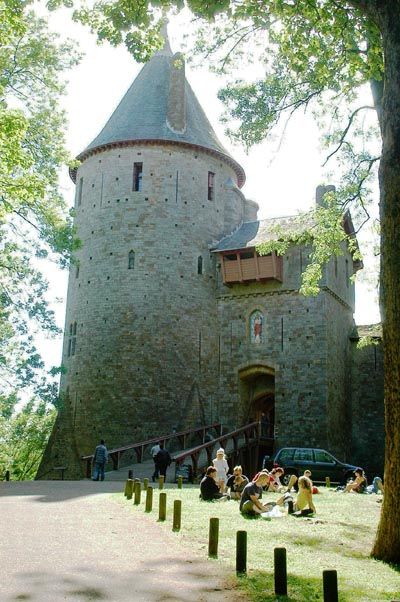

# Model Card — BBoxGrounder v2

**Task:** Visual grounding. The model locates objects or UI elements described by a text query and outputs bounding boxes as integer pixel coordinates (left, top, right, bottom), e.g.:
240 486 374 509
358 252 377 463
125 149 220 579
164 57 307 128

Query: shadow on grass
236 569 395 602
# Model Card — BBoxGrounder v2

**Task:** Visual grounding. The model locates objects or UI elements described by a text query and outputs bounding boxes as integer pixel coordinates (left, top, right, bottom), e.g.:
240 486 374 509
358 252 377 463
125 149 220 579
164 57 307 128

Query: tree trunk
371 1 400 564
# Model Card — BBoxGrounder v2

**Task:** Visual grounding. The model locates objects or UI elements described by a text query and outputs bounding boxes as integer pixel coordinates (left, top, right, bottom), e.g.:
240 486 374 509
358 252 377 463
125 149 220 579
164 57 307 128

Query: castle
38 31 384 479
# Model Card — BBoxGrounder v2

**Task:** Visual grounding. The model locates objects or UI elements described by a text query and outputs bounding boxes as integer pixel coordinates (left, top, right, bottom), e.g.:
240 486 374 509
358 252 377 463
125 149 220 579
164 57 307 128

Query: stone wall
40 142 245 477
349 338 384 476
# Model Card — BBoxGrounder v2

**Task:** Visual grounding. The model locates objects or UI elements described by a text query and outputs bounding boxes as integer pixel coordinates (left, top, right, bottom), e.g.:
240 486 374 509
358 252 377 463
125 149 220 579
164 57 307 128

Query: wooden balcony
220 250 283 285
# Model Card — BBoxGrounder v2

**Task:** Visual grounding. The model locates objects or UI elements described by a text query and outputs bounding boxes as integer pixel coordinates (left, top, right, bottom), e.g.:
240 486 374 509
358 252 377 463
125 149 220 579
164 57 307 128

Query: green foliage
0 1 80 402
0 399 56 480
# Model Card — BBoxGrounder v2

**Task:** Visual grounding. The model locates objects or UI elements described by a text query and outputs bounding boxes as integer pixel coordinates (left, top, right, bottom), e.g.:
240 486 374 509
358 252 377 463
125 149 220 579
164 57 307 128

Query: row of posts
124 475 183 530
124 474 339 601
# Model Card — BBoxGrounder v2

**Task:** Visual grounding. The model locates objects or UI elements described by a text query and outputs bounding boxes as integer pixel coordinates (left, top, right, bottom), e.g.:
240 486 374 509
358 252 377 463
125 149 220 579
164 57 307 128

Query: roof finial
155 18 172 56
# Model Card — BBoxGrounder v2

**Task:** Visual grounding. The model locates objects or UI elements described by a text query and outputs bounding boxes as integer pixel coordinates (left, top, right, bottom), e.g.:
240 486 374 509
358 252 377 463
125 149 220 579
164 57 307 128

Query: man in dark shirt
154 443 171 479
93 439 108 481
200 466 228 501
226 465 249 500
240 472 271 515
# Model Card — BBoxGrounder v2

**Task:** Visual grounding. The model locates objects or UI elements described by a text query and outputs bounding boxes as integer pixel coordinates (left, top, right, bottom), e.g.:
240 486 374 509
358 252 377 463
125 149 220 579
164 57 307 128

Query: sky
37 7 381 369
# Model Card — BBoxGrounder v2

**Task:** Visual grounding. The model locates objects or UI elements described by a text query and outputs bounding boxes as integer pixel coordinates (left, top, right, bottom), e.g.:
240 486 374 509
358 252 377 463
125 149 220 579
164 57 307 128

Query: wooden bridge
82 422 274 482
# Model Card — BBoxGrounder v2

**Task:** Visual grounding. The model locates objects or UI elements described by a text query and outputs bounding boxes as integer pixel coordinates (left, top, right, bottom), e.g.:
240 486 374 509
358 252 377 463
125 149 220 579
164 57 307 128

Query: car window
314 450 335 463
294 449 313 462
277 449 295 463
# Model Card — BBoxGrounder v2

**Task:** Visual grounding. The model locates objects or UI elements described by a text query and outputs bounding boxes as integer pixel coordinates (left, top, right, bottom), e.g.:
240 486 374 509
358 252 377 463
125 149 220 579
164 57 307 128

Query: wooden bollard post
274 547 287 596
323 570 338 602
236 531 247 574
173 499 182 531
5 470 10 482
143 478 149 491
177 476 183 489
134 480 141 505
325 476 331 488
145 486 153 512
128 469 133 479
208 517 219 558
159 492 167 521
159 475 165 490
126 479 134 500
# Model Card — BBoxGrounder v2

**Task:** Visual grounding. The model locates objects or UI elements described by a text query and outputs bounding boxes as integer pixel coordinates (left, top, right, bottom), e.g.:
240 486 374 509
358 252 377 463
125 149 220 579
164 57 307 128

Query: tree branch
323 105 375 165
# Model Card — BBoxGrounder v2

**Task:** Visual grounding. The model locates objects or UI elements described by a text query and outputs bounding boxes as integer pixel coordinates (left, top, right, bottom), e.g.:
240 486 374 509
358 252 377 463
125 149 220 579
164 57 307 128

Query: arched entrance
238 364 275 439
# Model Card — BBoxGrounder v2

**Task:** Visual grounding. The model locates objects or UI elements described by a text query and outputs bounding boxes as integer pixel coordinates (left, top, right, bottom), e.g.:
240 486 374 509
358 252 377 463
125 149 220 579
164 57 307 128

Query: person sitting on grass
226 465 249 500
291 475 316 515
239 471 271 515
200 466 229 501
303 469 319 494
366 476 384 494
267 467 285 491
344 468 367 493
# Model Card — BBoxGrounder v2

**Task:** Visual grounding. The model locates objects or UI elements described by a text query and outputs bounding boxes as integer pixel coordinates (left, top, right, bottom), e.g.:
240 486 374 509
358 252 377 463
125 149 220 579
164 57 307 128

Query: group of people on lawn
200 448 383 517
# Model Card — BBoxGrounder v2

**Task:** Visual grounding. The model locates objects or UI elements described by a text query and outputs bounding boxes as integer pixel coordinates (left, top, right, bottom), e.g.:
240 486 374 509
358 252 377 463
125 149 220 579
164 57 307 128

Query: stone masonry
38 30 384 480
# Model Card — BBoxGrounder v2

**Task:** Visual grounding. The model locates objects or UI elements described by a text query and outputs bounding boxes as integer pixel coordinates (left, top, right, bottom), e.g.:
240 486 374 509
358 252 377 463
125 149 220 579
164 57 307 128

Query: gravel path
0 481 247 602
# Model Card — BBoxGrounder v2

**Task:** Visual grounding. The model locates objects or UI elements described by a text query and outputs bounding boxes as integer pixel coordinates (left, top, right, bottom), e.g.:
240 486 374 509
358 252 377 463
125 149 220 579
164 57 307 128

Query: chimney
166 52 186 134
315 184 336 206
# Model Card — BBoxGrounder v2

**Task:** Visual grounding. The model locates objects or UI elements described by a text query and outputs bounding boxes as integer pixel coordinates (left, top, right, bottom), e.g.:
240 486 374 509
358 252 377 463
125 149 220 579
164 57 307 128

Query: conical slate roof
76 42 245 187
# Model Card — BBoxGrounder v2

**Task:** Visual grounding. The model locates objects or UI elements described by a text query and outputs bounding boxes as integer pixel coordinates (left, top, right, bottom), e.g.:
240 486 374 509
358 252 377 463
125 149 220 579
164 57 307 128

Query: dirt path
0 481 247 602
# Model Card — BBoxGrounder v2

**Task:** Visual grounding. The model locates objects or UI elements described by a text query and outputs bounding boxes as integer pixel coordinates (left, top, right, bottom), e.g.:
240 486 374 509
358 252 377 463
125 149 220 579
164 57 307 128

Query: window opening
207 172 215 201
345 259 349 287
67 322 77 357
77 177 83 206
133 163 143 191
128 250 135 270
197 255 203 275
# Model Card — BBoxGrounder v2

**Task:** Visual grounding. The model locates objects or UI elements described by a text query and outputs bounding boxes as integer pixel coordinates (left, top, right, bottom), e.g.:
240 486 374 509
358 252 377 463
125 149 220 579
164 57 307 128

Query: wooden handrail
172 422 261 477
82 423 222 478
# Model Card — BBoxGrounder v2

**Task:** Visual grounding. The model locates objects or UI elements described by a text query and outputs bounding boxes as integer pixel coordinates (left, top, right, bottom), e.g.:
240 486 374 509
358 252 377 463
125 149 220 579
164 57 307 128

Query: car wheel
281 470 297 487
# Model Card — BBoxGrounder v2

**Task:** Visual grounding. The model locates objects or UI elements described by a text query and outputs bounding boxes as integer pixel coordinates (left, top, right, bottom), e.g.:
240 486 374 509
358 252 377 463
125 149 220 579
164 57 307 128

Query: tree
46 0 398 562
0 0 80 407
0 396 56 480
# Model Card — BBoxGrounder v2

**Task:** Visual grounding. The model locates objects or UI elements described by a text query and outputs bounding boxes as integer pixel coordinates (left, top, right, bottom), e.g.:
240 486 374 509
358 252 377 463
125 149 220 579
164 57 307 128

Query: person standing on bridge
154 443 171 481
151 441 161 482
92 439 108 481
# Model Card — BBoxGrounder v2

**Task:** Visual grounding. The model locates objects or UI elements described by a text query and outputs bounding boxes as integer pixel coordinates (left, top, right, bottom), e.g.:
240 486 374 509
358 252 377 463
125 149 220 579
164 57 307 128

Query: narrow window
197 255 203 275
128 250 135 270
207 172 215 201
334 255 338 277
75 265 79 279
133 163 143 192
68 322 77 357
77 177 83 206
71 322 77 356
345 259 349 287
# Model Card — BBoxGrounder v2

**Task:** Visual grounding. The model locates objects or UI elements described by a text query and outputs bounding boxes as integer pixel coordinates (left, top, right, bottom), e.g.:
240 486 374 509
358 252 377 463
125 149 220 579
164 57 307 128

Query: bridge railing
81 423 223 478
172 421 260 478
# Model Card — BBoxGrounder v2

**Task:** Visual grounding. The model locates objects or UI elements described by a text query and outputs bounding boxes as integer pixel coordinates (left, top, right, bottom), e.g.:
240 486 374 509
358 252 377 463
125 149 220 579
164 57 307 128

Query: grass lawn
116 484 399 601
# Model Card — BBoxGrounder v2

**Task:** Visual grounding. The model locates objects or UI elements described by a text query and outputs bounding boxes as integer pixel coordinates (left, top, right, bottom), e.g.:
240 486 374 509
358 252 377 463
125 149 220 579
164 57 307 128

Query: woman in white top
212 448 229 492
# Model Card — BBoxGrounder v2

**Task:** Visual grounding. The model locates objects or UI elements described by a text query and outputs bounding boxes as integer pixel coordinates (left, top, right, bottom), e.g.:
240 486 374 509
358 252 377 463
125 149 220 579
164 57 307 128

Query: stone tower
39 31 256 478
